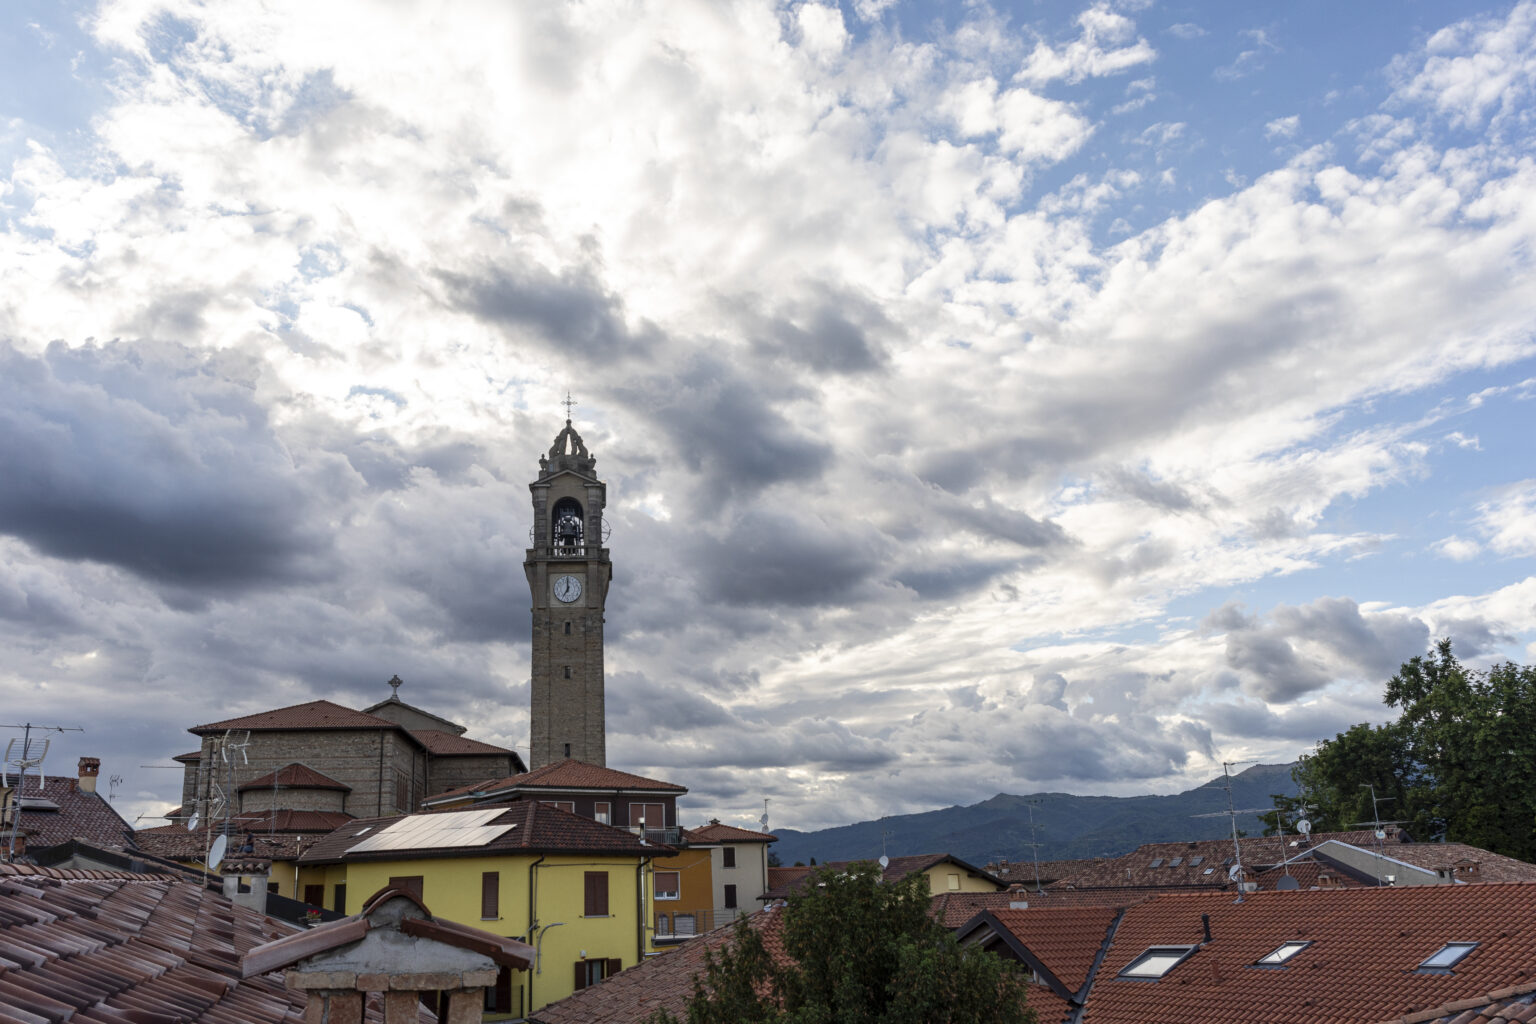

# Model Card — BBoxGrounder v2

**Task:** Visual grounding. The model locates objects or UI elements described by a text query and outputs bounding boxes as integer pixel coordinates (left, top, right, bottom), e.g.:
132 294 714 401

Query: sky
1 0 1534 843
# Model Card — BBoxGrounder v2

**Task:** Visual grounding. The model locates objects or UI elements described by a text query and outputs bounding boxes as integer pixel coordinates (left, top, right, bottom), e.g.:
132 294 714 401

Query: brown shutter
481 871 499 918
606 958 622 978
724 884 737 909
584 871 609 916
303 884 323 906
388 875 424 899
574 961 587 991
494 966 512 1010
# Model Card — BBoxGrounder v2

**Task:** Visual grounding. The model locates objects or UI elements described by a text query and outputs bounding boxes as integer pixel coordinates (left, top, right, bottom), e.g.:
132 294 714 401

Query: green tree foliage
1286 640 1536 860
647 863 1034 1024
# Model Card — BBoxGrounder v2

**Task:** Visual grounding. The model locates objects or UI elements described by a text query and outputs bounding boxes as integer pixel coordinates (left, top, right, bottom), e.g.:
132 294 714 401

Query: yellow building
296 799 663 1018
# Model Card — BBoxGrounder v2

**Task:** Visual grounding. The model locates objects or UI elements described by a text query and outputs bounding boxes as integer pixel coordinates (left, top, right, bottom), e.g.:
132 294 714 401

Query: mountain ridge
769 763 1299 867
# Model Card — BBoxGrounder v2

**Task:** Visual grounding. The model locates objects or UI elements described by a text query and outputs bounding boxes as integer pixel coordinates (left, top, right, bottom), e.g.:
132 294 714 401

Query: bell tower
525 411 611 768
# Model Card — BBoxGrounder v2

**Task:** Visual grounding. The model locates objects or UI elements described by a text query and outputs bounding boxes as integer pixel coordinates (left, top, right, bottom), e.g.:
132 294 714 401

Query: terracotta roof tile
190 699 398 733
133 825 323 863
237 762 352 792
173 749 204 762
1082 883 1536 1024
427 759 686 804
0 863 396 1022
408 729 517 757
763 853 1003 899
930 887 1161 928
1360 844 1536 884
3 775 135 850
1046 830 1406 890
299 800 664 864
685 823 777 844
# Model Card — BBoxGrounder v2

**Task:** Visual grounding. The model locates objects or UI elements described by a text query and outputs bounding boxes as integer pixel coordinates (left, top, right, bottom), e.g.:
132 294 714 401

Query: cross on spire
388 674 403 701
562 391 578 423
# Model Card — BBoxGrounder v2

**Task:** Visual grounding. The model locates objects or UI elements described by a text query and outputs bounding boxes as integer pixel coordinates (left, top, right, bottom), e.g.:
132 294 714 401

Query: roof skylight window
1168 857 1183 867
1255 941 1311 966
1417 943 1478 972
1189 856 1203 866
1118 946 1196 980
1203 867 1215 875
1148 858 1163 868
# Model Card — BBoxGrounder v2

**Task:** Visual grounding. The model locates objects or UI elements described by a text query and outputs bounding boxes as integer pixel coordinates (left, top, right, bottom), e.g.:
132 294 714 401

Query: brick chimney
78 757 101 794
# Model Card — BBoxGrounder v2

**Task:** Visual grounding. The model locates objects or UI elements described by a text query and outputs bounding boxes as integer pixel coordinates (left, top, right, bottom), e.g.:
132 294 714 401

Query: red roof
409 729 517 757
427 759 686 804
685 822 777 844
191 699 400 733
299 800 665 864
763 853 1003 899
5 775 135 850
0 863 397 1022
238 762 352 792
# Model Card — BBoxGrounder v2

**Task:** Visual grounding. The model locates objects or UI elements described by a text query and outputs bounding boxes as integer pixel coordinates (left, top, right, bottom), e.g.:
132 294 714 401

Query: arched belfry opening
551 497 584 551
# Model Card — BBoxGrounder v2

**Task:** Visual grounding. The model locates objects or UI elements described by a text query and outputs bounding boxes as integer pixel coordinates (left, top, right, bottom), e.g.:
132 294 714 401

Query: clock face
553 574 583 603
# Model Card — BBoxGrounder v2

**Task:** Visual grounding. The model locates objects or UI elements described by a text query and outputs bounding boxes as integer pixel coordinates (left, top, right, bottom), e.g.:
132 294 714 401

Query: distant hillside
770 763 1300 867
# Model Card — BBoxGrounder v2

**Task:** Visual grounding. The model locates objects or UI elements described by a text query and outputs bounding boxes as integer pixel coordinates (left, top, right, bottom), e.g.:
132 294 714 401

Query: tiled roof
763 854 1003 899
685 822 777 844
361 696 467 733
426 759 686 804
238 762 352 792
1373 983 1536 1024
190 699 399 733
133 825 321 863
0 863 396 1023
929 887 1162 928
993 906 1121 996
1046 830 1404 890
173 749 204 762
1083 884 1536 1024
409 729 518 757
4 775 135 850
1357 844 1536 884
531 907 791 1024
299 800 665 864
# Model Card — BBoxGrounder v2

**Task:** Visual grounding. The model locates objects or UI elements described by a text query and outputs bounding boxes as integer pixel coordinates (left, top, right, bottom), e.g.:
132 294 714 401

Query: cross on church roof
388 675 403 701
562 391 577 422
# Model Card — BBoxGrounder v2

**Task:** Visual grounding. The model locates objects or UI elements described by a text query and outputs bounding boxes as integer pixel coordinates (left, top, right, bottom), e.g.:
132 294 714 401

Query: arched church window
552 497 584 550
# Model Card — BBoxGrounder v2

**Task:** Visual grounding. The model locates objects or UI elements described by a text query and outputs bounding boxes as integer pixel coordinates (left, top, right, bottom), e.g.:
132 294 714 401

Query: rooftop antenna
2 722 84 861
1022 799 1047 894
1221 760 1255 901
203 730 250 883
1349 784 1404 886
879 829 894 869
108 774 124 804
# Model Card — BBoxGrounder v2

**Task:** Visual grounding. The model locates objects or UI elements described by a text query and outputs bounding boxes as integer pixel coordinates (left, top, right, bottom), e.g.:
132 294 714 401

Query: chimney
78 757 101 794
222 858 272 916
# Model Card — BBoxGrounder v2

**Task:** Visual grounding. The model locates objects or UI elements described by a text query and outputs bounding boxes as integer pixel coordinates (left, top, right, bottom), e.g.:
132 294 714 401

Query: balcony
627 825 682 846
527 546 610 560
653 908 716 943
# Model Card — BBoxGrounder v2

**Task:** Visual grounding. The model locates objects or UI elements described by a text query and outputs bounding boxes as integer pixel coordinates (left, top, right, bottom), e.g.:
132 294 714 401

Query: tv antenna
1349 783 1405 886
759 798 770 833
2 722 84 861
1020 800 1047 894
108 774 124 804
880 829 895 866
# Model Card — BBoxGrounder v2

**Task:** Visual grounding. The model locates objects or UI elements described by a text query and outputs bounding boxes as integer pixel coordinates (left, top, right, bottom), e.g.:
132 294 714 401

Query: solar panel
347 809 516 854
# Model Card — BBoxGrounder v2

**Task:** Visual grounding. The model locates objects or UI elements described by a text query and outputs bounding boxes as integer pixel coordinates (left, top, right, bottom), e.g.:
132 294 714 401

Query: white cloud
1016 3 1157 86
1392 0 1536 129
1265 114 1300 139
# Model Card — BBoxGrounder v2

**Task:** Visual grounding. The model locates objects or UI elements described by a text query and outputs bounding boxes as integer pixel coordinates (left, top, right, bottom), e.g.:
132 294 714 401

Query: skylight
1189 856 1203 866
1148 858 1163 868
1417 943 1477 972
1168 857 1183 867
1255 941 1311 966
1119 946 1196 980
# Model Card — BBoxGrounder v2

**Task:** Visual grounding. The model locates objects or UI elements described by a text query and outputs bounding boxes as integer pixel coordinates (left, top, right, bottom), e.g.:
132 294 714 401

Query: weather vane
562 391 578 422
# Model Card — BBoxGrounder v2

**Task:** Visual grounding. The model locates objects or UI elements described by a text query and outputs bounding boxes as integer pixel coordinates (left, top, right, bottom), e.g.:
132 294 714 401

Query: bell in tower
525 401 612 768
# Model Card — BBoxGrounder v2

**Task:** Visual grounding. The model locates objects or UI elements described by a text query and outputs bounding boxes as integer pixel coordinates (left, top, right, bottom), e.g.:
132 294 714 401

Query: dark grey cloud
693 506 886 607
737 284 893 374
615 354 831 498
664 717 898 772
0 340 338 590
606 671 737 737
893 556 1019 600
1203 597 1430 703
438 257 655 361
996 707 1193 782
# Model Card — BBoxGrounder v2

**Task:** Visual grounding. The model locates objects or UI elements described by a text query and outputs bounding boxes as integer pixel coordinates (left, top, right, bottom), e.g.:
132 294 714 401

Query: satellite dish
207 834 228 870
878 855 890 869
1296 819 1312 835
1275 875 1301 891
1228 864 1243 882
187 812 200 833
1375 829 1387 840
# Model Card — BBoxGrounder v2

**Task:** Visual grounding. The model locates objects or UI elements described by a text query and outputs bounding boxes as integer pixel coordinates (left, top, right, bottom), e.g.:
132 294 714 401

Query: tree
1283 640 1536 860
648 863 1034 1024
768 851 782 868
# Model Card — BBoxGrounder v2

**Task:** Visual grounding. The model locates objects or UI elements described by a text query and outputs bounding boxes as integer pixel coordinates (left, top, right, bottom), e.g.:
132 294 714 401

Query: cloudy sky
2 0 1534 840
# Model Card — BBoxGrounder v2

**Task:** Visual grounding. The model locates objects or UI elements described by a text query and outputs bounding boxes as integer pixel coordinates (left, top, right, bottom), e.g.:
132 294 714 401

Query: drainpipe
637 858 648 962
535 921 564 975
527 855 546 1009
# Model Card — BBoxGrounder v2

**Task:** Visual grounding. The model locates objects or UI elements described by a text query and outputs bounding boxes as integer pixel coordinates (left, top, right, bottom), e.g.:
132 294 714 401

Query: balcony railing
627 825 682 846
653 907 715 941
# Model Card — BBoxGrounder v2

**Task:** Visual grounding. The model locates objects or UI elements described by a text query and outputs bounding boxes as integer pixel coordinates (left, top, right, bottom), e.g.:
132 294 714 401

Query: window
482 872 500 919
564 666 571 679
584 871 610 916
267 881 279 894
542 799 576 813
1255 941 1311 966
1168 857 1183 867
724 884 737 909
564 743 571 758
946 872 961 891
303 884 324 907
574 958 622 990
1189 856 1204 867
388 875 424 900
1203 867 1215 875
1417 943 1478 972
564 621 572 635
630 803 665 830
1148 858 1163 868
1118 946 1196 980
484 966 516 1013
654 871 680 900
722 847 736 869
333 884 347 913
594 801 611 824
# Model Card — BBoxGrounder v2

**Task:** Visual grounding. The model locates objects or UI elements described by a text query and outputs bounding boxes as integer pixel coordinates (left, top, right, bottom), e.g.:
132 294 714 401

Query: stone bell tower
525 412 611 768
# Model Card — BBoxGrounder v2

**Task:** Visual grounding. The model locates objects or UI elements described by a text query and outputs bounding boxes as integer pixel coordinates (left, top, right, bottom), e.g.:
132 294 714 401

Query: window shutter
585 871 610 916
723 847 736 868
574 961 587 991
607 958 622 978
481 872 499 918
724 884 737 909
